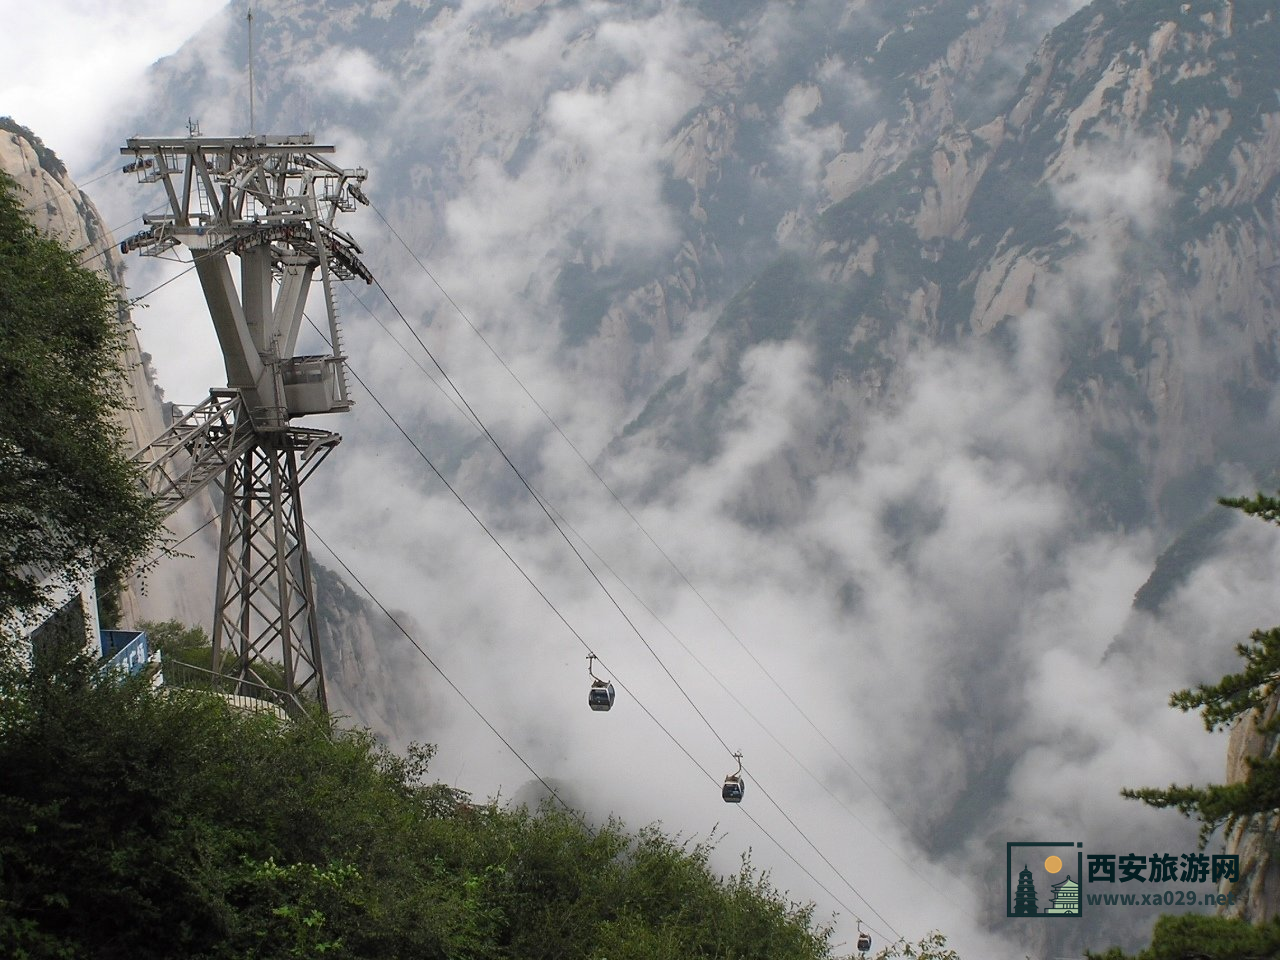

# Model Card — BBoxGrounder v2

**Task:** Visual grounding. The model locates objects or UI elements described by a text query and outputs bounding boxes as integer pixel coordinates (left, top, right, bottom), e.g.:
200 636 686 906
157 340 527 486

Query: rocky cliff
135 0 1061 418
0 119 216 628
1220 695 1280 921
623 0 1280 533
1111 504 1280 925
613 0 1280 936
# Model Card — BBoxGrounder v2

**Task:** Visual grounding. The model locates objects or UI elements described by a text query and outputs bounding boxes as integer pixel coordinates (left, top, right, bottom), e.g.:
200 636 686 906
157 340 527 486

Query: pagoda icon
1013 865 1039 915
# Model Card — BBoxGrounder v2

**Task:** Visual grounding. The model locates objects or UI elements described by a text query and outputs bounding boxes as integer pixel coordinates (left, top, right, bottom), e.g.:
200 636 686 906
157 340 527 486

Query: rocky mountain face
0 120 214 628
312 561 443 746
624 0 1280 924
624 0 1280 533
1221 695 1280 922
142 0 1059 418
630 0 1280 926
1131 503 1280 924
1107 501 1280 927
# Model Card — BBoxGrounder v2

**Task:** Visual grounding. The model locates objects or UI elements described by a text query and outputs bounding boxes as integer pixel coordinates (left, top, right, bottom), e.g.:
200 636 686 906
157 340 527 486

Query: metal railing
160 658 311 722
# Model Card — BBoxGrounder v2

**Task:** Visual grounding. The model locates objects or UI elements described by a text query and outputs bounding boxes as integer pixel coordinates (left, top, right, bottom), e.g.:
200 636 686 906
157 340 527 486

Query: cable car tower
120 128 372 710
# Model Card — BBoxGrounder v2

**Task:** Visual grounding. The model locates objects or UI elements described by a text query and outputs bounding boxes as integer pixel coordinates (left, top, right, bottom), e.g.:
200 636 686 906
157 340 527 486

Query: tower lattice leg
211 438 330 711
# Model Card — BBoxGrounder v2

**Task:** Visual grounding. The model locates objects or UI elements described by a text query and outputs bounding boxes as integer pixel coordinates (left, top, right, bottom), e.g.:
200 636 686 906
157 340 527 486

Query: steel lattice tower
122 131 372 710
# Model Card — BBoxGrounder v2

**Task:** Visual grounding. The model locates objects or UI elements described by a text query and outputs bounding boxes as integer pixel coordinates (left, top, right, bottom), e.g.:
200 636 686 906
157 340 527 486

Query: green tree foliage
1122 493 1280 842
1097 493 1280 959
0 652 837 959
0 171 163 618
138 617 210 658
1086 913 1280 960
871 931 960 959
139 617 219 674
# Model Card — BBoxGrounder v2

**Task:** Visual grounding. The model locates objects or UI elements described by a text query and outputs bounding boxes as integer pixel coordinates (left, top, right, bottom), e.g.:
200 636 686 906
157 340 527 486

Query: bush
0 653 836 959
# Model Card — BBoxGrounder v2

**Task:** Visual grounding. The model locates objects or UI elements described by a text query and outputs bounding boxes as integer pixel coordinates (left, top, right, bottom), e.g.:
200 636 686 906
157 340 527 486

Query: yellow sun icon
1044 855 1063 873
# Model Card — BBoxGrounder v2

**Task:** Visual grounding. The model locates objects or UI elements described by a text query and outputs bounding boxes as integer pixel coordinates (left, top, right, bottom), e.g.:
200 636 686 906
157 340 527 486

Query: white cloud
295 46 392 103
1055 143 1172 236
776 83 845 195
0 2 229 174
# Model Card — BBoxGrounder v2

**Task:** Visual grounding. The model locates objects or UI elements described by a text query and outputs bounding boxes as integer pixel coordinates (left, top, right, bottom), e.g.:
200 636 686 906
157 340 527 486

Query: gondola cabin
722 775 745 803
588 680 615 712
856 932 871 953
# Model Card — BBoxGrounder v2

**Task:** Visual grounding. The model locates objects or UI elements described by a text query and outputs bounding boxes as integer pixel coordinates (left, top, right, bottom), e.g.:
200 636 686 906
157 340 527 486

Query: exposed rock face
623 0 1280 534
1124 522 1280 924
0 121 217 628
135 0 1054 422
607 6 1280 937
1220 699 1280 921
311 561 437 747
822 0 1034 204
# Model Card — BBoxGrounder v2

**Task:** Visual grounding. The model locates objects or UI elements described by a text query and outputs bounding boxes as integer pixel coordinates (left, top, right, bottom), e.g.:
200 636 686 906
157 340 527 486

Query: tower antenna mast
247 4 256 134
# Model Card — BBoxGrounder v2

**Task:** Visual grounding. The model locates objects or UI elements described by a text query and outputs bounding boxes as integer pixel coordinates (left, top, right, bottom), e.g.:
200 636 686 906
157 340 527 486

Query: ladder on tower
323 277 353 408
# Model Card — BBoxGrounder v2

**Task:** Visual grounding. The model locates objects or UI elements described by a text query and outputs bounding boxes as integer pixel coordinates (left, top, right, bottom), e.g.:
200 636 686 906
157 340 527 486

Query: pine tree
1123 493 1280 842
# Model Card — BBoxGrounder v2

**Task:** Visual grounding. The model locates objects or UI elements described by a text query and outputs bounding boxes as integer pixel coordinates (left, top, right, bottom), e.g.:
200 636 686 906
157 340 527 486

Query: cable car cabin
857 932 872 953
722 775 745 803
281 355 351 416
588 680 615 712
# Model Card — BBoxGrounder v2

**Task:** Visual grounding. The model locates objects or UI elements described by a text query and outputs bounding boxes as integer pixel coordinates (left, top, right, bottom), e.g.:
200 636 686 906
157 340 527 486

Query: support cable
300 361 896 942
327 297 937 921
136 512 218 576
337 354 717 787
343 286 482 432
370 204 906 804
303 522 579 818
307 512 901 942
18 165 119 216
367 202 959 893
369 275 738 759
343 290 906 940
540 496 963 909
344 282 959 908
124 263 196 305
